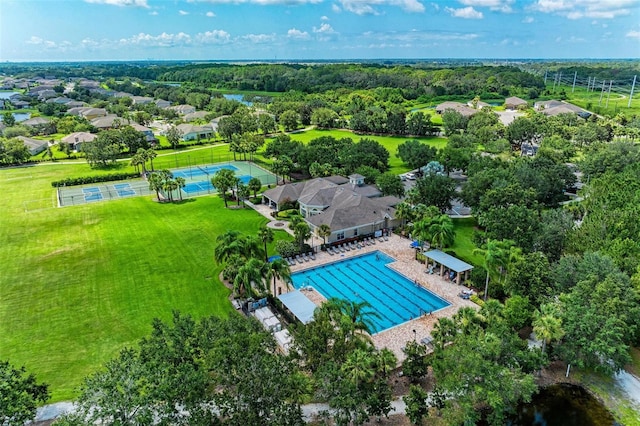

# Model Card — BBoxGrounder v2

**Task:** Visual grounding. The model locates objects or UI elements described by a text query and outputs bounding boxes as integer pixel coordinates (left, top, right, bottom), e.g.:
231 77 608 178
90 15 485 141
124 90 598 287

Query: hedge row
51 172 141 187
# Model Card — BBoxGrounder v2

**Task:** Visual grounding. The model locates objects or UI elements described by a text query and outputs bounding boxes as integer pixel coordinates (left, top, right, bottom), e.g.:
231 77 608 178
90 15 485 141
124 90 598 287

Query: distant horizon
1 0 639 62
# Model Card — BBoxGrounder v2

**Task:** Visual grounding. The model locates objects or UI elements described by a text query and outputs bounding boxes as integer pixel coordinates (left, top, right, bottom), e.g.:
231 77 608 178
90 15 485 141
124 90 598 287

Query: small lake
0 91 20 99
506 384 617 426
223 94 253 106
12 112 31 122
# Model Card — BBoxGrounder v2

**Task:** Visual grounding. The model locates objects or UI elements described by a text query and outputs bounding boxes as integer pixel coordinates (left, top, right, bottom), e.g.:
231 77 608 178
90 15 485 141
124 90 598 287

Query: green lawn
451 217 483 266
283 128 448 174
0 162 288 402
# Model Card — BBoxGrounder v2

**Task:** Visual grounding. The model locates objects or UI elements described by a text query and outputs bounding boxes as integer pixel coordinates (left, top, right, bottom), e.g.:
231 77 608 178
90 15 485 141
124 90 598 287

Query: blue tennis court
292 251 451 334
82 187 103 202
182 174 253 194
172 164 238 180
114 183 136 197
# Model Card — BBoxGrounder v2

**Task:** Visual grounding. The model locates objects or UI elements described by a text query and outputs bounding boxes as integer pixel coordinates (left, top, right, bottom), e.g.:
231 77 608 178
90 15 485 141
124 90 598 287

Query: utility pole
599 80 606 106
605 80 613 108
552 73 557 91
572 71 577 93
544 69 548 85
629 75 637 108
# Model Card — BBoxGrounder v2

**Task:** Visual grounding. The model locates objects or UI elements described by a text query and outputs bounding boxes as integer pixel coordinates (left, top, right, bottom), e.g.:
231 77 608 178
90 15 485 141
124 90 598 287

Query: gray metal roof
277 290 316 324
423 249 474 273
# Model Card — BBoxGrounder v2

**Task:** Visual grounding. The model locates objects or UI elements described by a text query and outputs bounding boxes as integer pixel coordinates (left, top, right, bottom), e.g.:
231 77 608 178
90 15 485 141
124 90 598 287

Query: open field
0 162 291 401
553 85 640 118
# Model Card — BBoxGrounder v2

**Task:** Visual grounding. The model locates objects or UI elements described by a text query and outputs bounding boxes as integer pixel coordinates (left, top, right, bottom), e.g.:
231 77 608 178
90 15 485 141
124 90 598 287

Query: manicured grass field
0 162 288 402
451 217 483 266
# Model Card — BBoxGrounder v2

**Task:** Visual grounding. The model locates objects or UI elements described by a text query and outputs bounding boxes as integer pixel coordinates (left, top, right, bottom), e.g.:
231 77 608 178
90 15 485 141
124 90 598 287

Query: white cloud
332 3 342 12
532 0 639 19
149 10 158 15
179 10 189 15
242 33 277 43
25 36 58 48
458 0 514 13
362 30 479 43
430 2 439 10
445 6 483 18
313 23 337 34
195 30 231 44
287 28 310 39
626 30 640 39
206 11 216 17
321 15 329 20
188 0 322 4
522 16 534 23
120 32 192 47
337 0 425 15
84 0 149 8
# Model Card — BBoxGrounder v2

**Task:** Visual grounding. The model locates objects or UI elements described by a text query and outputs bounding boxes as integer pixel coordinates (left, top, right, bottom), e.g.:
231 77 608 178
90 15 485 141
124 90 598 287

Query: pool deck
279 232 478 364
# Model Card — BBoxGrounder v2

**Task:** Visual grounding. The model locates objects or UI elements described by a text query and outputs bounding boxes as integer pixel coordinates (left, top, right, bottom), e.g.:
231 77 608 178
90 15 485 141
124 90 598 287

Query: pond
223 94 253 106
12 112 31 122
0 91 20 99
505 384 617 426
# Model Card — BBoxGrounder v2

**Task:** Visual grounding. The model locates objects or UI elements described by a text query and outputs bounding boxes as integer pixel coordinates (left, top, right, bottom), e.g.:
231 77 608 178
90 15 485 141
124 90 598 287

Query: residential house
176 123 214 141
262 175 398 244
17 136 48 155
46 96 74 105
169 104 196 115
11 100 31 109
78 108 107 121
535 100 591 118
61 132 97 151
435 101 477 117
130 96 154 105
183 111 209 122
155 99 171 109
91 114 122 129
128 123 158 144
22 116 51 127
504 96 528 110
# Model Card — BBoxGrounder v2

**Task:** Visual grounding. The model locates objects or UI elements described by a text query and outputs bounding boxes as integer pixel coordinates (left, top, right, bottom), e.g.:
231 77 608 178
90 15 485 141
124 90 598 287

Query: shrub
51 172 140 187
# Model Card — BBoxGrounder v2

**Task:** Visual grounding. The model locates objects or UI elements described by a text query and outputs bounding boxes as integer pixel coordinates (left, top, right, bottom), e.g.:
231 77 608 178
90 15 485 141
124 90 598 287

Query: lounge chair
302 253 309 262
370 237 376 245
384 235 389 241
365 238 371 246
309 252 316 260
337 245 344 253
350 242 357 250
378 237 384 243
296 255 303 264
287 257 294 266
344 243 350 251
327 247 335 255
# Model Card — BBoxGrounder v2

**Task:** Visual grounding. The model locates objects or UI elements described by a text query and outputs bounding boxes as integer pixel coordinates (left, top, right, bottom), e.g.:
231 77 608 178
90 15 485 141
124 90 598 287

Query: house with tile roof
61 132 98 151
504 96 528 110
262 174 399 244
176 123 214 141
17 136 48 155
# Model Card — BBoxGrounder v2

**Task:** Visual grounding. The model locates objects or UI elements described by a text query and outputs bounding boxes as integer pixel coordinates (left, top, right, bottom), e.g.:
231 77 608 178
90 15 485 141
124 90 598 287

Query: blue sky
1 0 639 61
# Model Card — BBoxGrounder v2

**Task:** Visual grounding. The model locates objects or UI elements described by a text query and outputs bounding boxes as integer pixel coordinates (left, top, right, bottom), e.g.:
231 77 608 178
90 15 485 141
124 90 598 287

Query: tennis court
58 180 155 207
169 161 276 198
57 161 276 206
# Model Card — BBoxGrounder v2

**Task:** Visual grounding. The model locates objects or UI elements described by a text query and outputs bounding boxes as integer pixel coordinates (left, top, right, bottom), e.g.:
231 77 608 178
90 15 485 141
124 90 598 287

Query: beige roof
435 101 477 117
22 116 51 126
90 114 122 128
505 96 528 106
61 132 97 143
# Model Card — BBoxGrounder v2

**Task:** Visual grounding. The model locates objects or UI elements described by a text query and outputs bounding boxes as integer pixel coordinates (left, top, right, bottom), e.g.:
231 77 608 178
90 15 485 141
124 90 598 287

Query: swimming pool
291 251 450 334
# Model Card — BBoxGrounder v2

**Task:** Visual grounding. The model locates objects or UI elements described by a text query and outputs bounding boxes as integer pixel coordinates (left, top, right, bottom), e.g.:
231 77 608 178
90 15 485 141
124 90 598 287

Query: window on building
337 231 345 240
353 229 358 237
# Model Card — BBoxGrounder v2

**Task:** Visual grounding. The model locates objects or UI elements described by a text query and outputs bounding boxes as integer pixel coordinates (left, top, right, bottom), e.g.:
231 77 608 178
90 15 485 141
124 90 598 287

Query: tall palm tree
214 230 243 264
163 179 178 202
317 224 331 245
146 148 157 171
175 177 186 202
267 258 291 296
233 258 268 298
330 298 379 336
394 202 413 231
294 221 311 253
427 215 455 249
242 235 265 260
258 227 274 262
147 173 163 201
533 306 564 354
473 239 510 301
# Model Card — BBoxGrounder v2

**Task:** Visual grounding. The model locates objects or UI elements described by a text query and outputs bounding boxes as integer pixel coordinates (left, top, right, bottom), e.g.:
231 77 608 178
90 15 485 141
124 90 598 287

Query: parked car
405 172 416 180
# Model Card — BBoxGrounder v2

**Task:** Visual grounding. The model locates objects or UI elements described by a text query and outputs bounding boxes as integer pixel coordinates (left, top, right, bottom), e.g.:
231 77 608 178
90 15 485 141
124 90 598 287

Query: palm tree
146 148 157 171
293 221 311 253
376 348 398 377
247 176 262 198
317 224 331 245
258 226 274 262
241 235 265 260
342 349 375 387
267 258 291 296
163 179 178 202
233 258 268 298
147 173 164 201
175 177 186 201
214 230 243 264
394 202 413 232
211 168 236 208
413 214 455 249
136 148 148 175
473 239 510 301
330 298 379 336
533 305 564 354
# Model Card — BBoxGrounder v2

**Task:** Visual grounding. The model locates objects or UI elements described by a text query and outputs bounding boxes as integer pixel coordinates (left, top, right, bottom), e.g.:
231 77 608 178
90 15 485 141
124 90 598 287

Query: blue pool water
292 251 450 334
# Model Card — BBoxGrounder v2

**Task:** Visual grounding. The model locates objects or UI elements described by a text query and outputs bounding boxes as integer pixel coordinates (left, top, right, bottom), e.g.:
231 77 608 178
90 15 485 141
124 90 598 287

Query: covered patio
277 289 317 324
423 249 473 285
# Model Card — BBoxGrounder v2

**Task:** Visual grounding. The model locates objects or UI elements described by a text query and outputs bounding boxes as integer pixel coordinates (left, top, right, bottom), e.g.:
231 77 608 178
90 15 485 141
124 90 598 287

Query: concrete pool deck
276 230 478 363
